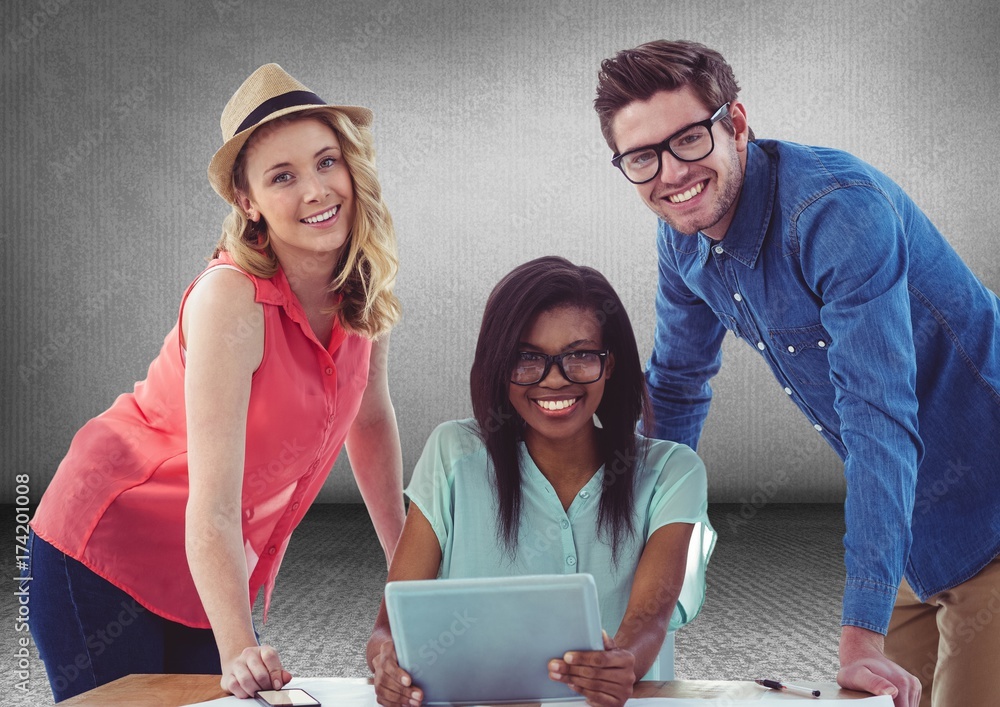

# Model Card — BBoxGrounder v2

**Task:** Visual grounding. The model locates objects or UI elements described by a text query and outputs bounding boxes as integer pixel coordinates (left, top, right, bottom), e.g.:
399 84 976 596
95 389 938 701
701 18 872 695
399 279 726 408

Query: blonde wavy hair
213 108 401 339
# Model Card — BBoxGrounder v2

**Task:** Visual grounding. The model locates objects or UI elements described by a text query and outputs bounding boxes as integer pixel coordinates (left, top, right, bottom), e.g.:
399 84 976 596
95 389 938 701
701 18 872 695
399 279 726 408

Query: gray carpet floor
5 503 845 705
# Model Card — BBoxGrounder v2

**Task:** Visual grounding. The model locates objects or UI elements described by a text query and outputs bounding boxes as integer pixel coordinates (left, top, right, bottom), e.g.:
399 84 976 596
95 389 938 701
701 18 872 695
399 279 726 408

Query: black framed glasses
611 103 730 184
510 350 609 386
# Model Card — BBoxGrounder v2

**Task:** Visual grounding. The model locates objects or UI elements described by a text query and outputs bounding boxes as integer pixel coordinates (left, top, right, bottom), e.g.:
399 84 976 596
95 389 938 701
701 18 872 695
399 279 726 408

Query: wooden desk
60 675 876 706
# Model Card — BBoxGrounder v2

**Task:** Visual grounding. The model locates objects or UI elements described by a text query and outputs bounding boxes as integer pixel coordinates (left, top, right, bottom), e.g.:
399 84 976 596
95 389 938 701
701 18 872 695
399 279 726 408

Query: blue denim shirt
646 139 1000 634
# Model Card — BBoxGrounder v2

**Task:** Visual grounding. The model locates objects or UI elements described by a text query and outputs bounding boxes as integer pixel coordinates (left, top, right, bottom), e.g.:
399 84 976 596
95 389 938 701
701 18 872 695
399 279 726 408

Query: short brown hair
594 39 753 151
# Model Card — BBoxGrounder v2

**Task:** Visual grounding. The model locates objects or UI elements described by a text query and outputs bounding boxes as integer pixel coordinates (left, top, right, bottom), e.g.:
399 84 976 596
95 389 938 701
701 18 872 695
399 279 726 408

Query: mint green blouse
405 419 716 648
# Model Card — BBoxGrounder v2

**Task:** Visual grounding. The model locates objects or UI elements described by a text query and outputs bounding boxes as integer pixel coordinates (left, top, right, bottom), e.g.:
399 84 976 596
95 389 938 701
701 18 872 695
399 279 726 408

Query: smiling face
237 117 356 264
508 305 613 451
610 85 749 239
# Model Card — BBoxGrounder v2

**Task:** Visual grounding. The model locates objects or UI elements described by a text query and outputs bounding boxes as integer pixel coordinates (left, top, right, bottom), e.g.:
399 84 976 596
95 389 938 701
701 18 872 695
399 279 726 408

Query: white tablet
385 573 603 705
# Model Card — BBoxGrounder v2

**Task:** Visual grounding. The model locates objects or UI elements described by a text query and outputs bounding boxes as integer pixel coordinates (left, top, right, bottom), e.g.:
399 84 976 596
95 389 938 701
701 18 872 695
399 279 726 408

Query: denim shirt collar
694 140 776 268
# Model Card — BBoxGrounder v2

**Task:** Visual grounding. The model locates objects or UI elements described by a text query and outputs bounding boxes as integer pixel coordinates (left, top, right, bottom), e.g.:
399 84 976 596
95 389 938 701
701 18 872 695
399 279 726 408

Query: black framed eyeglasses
611 103 730 184
510 350 609 386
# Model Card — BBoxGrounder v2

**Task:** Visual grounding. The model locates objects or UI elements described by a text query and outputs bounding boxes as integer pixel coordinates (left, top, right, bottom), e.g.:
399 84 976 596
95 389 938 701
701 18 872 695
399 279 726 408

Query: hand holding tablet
547 630 638 705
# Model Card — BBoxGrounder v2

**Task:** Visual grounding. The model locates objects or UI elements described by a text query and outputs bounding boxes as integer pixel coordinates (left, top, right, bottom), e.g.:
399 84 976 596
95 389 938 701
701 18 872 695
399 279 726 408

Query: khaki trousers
884 557 1000 707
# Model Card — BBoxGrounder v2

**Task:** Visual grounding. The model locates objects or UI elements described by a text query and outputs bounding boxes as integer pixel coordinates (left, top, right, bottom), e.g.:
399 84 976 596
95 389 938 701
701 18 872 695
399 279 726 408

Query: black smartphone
253 688 321 706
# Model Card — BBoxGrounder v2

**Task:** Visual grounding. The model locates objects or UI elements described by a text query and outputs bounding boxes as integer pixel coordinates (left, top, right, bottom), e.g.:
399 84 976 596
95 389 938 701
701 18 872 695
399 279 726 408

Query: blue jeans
27 531 222 702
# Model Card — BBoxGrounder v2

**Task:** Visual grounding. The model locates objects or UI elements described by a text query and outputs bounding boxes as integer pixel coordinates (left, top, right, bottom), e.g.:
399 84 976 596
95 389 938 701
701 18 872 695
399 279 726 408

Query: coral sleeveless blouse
31 252 372 627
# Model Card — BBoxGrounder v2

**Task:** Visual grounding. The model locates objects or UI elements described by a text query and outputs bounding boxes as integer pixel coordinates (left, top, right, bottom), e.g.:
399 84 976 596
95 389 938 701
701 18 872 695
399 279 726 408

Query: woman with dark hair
367 256 715 707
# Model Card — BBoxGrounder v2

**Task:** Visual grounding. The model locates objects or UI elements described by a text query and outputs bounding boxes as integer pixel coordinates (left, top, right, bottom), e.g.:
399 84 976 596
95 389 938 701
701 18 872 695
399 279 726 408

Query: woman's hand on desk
221 644 293 699
372 639 423 706
548 631 636 707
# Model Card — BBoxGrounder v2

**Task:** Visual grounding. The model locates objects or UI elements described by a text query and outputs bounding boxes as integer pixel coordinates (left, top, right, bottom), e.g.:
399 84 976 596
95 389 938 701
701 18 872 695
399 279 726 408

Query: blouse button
561 519 569 529
787 345 796 353
291 502 300 511
325 367 334 375
814 424 824 432
733 293 743 302
756 341 765 351
817 340 827 348
714 246 724 254
268 546 277 556
566 556 577 566
783 387 792 395
578 490 590 499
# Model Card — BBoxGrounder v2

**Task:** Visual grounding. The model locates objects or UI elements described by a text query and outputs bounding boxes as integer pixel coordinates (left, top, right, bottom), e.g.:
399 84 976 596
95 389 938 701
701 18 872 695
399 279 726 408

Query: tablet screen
386 574 603 704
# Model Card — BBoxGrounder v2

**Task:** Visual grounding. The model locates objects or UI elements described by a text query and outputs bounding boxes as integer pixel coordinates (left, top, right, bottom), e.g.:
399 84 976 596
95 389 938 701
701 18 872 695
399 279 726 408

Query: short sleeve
404 421 466 551
644 441 716 631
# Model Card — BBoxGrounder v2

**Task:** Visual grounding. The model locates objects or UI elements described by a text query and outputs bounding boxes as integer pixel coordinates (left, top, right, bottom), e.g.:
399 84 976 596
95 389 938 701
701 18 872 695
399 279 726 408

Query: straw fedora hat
208 63 373 205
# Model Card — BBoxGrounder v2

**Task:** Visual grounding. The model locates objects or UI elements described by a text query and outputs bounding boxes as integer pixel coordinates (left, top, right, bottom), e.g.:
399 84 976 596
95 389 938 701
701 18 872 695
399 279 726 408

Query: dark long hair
469 256 652 560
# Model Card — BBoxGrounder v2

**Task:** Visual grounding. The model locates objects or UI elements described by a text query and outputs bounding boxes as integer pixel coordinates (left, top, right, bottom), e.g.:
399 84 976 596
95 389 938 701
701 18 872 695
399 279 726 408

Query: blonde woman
29 64 404 701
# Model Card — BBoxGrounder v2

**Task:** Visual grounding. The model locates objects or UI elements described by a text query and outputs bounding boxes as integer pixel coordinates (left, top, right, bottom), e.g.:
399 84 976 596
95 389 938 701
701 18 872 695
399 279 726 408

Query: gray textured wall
3 0 998 505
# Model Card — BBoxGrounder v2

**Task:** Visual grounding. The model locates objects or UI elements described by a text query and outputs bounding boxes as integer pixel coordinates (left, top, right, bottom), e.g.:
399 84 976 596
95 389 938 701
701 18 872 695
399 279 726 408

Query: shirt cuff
841 576 900 635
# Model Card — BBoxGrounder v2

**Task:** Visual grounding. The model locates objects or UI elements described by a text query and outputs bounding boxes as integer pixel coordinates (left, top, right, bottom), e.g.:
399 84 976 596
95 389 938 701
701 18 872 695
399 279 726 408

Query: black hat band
234 90 327 136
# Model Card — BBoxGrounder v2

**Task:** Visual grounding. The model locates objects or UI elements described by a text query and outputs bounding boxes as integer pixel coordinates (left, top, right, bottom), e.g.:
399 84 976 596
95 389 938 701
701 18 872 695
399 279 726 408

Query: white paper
182 678 377 707
628 697 893 705
184 679 895 706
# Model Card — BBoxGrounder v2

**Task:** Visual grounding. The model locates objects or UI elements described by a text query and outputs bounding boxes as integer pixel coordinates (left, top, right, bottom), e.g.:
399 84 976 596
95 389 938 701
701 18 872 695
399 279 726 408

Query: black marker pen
755 678 821 698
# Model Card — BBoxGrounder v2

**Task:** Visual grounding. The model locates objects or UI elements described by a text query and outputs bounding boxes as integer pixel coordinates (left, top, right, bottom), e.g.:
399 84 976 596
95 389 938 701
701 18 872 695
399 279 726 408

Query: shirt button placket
559 513 578 574
729 287 761 350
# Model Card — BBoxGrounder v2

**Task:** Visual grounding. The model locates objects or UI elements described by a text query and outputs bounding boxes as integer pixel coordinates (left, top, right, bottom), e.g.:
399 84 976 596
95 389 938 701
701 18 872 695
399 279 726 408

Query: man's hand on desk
372 639 423 706
838 625 921 707
547 631 636 707
221 644 293 699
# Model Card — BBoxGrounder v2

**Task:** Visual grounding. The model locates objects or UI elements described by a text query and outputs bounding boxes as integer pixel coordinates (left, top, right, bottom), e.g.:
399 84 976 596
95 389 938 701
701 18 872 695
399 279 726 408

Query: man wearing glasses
594 40 999 707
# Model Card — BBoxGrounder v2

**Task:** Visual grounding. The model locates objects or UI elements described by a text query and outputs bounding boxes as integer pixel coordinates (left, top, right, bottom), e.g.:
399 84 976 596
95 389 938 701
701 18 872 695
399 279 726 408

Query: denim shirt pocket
768 323 833 386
